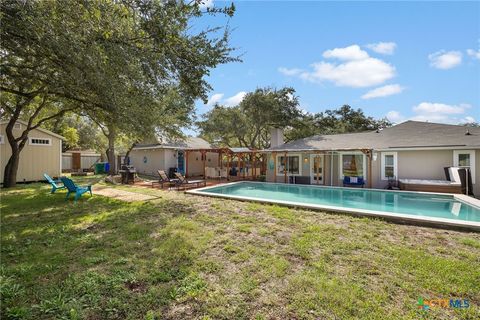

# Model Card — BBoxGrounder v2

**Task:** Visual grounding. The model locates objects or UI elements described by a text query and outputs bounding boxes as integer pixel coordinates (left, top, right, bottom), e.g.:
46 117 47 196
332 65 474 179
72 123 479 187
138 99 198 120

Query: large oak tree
1 0 236 186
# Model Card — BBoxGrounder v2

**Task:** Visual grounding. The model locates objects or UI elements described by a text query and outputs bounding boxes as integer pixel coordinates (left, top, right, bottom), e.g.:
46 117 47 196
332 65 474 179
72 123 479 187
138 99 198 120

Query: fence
62 152 101 172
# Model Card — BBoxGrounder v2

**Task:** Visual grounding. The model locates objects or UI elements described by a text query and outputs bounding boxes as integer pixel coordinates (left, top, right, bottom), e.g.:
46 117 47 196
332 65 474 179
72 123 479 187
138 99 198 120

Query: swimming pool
187 182 480 230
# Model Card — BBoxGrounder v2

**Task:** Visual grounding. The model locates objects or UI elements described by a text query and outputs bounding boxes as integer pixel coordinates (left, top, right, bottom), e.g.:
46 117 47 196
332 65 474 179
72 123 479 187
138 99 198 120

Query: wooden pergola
184 147 265 180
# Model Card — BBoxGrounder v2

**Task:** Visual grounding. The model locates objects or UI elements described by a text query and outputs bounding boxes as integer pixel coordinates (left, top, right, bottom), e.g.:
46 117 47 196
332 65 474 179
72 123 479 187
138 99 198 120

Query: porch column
330 151 333 186
315 152 320 185
243 153 246 179
202 150 206 179
253 151 256 180
185 150 189 178
227 153 230 180
219 150 222 168
284 151 288 183
273 152 277 183
368 150 373 188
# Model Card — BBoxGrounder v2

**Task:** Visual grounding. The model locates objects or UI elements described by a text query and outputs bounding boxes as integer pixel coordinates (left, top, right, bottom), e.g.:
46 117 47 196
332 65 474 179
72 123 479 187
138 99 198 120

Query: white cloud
224 91 247 107
322 45 369 60
205 91 247 107
428 50 462 69
206 93 224 106
280 44 396 88
366 42 397 55
278 67 303 76
300 58 395 88
386 110 405 123
412 102 468 114
467 49 480 60
197 0 214 9
386 102 475 125
361 84 404 99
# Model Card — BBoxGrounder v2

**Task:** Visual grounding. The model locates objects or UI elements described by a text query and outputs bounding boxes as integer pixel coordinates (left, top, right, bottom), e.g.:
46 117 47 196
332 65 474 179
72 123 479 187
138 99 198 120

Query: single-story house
0 120 63 183
264 121 480 197
130 137 220 177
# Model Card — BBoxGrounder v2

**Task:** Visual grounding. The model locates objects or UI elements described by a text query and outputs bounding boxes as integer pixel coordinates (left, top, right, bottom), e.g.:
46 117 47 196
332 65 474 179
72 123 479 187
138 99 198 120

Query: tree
198 87 303 149
1 0 237 186
286 105 392 141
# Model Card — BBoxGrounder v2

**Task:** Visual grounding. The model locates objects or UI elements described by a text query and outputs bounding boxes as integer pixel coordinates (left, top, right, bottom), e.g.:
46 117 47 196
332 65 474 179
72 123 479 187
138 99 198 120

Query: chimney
270 127 284 148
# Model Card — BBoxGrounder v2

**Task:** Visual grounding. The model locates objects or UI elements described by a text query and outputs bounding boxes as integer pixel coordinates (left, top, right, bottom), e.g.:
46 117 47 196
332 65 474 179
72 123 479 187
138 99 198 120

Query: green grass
1 177 479 319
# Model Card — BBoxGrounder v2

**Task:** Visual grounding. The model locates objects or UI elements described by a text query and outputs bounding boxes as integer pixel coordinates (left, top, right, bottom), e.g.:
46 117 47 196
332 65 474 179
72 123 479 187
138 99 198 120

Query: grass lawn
1 176 479 319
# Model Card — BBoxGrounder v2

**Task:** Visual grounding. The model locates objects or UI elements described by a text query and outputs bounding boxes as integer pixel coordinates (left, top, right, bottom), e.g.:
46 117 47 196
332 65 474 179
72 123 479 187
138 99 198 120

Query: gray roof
267 121 480 151
133 137 212 150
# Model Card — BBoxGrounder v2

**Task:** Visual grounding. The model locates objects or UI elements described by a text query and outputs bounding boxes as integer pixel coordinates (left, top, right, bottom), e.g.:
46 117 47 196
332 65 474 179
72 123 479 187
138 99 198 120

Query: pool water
198 182 480 223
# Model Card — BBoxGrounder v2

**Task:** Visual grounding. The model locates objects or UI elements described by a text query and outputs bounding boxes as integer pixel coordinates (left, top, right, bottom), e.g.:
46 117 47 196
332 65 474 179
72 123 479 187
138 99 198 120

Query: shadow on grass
1 183 204 319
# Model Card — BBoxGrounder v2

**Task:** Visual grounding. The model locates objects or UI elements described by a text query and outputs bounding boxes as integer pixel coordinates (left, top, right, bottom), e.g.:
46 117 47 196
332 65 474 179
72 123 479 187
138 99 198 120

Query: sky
190 0 480 132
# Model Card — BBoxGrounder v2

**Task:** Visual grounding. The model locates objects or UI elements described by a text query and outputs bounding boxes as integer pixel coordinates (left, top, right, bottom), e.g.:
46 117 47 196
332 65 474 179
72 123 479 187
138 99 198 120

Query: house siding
0 123 62 183
265 149 479 198
129 149 166 176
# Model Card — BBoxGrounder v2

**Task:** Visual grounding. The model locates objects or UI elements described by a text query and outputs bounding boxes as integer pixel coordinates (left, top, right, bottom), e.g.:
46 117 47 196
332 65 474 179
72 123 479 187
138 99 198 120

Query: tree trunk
124 143 136 165
107 125 116 175
3 147 21 188
3 120 29 188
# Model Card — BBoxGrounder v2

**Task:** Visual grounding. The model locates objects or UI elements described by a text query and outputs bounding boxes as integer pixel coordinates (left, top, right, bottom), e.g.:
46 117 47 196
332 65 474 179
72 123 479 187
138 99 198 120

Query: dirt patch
94 187 158 202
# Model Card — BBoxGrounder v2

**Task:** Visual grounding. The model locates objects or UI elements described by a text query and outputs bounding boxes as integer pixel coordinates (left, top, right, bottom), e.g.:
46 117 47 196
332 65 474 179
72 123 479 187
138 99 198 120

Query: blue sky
192 0 480 128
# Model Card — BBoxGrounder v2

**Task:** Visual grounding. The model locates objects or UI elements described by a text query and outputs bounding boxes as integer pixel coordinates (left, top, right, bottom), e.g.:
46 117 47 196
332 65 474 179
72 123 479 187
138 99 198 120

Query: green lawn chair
44 173 65 193
60 177 93 202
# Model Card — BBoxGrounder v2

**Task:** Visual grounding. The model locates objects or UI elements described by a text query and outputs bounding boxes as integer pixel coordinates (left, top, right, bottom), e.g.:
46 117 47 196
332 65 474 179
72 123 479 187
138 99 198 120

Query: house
264 121 480 196
130 137 220 177
0 120 63 183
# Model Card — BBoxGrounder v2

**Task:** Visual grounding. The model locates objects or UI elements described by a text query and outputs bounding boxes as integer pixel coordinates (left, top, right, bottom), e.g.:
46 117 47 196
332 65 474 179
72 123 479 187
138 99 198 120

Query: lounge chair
44 173 65 193
153 170 178 189
174 172 206 190
343 176 365 188
60 177 92 202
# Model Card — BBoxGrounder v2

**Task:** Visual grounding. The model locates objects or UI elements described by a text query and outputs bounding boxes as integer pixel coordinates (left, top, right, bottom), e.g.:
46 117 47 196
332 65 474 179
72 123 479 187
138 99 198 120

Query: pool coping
186 181 480 231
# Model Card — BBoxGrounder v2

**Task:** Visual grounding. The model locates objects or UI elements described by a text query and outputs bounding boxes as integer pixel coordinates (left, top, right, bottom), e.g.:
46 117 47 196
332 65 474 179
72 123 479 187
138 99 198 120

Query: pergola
184 147 265 180
268 148 374 188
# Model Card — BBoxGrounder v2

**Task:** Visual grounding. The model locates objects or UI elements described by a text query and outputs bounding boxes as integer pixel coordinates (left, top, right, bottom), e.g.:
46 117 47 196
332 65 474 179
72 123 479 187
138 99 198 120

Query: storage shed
1 120 63 183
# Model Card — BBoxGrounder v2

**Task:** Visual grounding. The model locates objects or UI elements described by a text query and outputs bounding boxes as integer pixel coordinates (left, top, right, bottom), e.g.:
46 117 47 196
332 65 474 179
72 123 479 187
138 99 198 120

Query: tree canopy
198 89 392 149
198 87 303 149
1 0 237 186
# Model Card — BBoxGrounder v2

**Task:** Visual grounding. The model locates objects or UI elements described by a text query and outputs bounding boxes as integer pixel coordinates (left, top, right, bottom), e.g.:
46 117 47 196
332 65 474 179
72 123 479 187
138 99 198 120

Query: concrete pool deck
186 181 480 231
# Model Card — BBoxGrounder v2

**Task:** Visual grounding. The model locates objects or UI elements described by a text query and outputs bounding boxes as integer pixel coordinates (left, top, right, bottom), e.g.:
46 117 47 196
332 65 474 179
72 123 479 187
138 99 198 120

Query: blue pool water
197 182 480 223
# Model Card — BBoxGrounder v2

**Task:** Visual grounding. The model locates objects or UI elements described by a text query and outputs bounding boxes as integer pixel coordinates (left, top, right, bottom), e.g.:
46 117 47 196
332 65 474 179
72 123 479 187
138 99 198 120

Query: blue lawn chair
44 173 65 193
60 177 92 202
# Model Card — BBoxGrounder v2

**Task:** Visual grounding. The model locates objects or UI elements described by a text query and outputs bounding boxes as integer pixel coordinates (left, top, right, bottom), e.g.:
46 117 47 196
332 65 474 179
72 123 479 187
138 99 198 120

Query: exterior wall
0 123 62 182
129 149 166 176
186 151 219 177
130 148 219 177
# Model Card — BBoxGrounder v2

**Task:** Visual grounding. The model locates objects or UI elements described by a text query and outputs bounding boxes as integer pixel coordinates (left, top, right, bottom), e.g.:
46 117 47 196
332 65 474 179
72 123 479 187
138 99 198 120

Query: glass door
310 154 324 184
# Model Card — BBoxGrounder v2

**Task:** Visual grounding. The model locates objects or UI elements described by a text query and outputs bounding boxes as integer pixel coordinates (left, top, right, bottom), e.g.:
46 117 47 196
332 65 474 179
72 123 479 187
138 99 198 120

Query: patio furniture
44 173 65 193
343 176 365 188
174 172 206 190
385 176 400 190
153 170 178 189
60 176 92 202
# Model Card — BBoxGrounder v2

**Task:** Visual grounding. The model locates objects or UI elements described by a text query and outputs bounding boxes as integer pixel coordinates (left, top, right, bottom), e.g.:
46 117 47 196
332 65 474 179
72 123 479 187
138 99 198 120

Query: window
276 154 301 175
381 152 398 180
13 123 21 130
340 153 365 178
0 134 4 144
453 150 475 183
29 137 51 146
